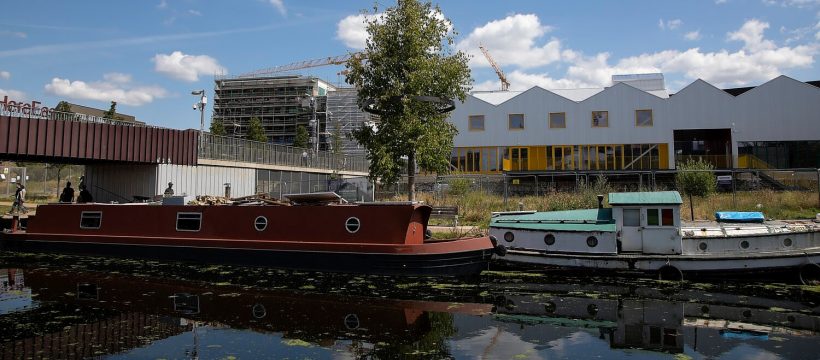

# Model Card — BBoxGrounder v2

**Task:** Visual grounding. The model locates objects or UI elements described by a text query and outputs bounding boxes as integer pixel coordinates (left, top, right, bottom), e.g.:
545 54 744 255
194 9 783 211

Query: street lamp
191 90 207 140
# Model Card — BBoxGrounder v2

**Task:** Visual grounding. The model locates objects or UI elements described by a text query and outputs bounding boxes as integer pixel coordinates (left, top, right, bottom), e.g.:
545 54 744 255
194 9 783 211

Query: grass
414 189 820 228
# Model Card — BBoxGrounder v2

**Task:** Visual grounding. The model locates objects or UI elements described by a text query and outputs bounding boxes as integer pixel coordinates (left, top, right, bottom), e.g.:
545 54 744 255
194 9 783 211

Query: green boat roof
490 208 616 232
608 191 682 205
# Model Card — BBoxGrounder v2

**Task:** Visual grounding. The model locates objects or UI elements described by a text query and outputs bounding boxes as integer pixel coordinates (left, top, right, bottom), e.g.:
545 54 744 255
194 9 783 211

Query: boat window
254 216 268 231
783 238 792 247
661 209 674 226
647 209 659 226
345 217 361 233
586 236 598 247
80 211 102 229
504 232 515 242
623 209 640 226
544 234 555 246
176 213 202 232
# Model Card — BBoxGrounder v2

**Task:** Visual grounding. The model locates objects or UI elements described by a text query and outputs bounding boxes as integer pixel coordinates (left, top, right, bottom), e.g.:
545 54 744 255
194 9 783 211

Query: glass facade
737 141 820 169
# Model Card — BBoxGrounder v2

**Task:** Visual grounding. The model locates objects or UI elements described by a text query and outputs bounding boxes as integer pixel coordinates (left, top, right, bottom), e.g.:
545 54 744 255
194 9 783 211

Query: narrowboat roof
491 208 616 232
608 191 682 206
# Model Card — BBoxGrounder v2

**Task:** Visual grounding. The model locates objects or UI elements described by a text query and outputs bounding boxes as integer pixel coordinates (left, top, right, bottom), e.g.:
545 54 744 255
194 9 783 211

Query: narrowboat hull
1 202 500 277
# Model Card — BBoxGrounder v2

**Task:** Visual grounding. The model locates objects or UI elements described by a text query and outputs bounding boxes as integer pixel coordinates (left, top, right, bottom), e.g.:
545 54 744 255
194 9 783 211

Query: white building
447 74 820 173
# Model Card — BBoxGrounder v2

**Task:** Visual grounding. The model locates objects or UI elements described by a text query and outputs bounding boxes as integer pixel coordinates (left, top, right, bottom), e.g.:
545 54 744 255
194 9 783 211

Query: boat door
620 208 642 252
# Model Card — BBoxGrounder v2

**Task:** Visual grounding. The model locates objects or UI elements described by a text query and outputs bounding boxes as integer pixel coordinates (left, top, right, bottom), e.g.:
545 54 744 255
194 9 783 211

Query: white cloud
0 30 27 39
456 14 563 69
188 9 202 16
467 17 817 90
0 89 26 100
658 19 683 30
152 51 225 82
0 71 9 80
762 0 820 8
684 30 702 41
44 74 168 106
716 0 729 4
337 13 382 49
269 0 286 16
157 0 167 9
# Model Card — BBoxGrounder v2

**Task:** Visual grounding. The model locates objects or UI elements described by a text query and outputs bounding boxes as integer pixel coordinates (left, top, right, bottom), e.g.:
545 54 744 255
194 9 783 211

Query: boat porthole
784 238 792 247
544 301 556 313
698 242 708 251
254 216 268 231
344 313 360 329
345 217 361 233
503 231 514 243
586 236 598 248
544 234 555 246
740 240 749 249
252 303 267 319
701 306 710 315
742 310 751 318
587 304 598 316
787 315 796 323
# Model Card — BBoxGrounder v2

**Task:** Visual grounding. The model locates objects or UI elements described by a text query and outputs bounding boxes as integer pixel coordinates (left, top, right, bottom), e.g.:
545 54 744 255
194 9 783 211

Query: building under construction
213 75 375 155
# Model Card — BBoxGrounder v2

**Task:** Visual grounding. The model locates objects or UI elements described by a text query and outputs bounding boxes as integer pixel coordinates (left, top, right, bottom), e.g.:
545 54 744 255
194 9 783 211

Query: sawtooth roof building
446 74 820 173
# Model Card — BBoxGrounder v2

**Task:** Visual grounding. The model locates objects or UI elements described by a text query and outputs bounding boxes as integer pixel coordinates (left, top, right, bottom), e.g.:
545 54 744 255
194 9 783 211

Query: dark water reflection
0 254 819 359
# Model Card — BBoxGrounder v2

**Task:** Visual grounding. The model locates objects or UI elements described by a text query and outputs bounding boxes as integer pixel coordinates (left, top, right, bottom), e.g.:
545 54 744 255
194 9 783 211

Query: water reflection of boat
0 268 493 359
1 193 504 277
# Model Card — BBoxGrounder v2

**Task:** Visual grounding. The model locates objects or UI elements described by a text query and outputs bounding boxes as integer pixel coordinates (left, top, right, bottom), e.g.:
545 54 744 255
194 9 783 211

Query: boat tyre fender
658 265 683 282
799 263 820 285
489 235 507 256
424 228 433 240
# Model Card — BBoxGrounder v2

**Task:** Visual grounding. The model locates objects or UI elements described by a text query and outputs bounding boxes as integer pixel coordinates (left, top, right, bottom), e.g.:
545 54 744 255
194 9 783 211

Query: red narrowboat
1 193 504 277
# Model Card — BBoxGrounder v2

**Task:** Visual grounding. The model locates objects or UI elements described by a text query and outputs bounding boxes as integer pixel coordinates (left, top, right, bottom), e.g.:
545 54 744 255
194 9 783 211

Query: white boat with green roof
489 191 820 282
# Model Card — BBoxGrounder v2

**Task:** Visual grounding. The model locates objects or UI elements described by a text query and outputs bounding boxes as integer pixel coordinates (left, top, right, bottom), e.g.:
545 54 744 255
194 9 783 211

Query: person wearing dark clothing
10 183 27 214
59 181 75 203
76 185 93 203
164 182 174 197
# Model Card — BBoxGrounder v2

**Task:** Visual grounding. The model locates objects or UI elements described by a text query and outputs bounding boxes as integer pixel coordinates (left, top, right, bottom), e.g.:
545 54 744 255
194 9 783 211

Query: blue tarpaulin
715 211 765 223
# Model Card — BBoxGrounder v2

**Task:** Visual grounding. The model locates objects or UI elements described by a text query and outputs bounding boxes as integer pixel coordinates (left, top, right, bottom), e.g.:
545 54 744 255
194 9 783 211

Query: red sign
0 96 53 117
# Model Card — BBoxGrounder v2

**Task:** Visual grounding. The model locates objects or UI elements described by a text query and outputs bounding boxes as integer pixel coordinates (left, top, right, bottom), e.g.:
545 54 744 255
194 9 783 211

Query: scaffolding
212 75 332 148
326 87 375 156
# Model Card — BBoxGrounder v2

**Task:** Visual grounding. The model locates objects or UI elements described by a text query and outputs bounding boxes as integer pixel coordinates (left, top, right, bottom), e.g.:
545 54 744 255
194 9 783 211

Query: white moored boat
489 191 820 282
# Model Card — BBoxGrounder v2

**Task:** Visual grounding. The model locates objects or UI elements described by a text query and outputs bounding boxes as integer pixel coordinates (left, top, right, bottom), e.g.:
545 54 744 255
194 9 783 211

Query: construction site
212 55 374 156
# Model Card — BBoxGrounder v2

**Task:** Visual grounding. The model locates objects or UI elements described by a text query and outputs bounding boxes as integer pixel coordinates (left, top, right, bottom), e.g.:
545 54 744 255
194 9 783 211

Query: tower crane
479 44 510 91
237 53 364 78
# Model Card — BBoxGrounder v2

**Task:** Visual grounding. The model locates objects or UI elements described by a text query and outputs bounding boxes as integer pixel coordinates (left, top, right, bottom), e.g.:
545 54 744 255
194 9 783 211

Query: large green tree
103 101 118 120
209 118 226 136
293 125 310 148
345 0 472 201
54 101 73 113
246 117 268 142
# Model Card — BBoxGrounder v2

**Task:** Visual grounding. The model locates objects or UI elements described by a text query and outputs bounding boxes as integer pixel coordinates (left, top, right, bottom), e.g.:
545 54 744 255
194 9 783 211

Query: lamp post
191 90 207 145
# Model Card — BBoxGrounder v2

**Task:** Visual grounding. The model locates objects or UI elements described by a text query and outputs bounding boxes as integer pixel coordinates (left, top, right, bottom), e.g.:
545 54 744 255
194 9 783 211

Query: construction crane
237 53 364 78
479 44 510 91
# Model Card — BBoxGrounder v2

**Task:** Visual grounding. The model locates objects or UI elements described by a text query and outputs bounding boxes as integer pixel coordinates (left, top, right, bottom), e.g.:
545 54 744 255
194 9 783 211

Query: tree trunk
407 151 416 202
689 193 694 221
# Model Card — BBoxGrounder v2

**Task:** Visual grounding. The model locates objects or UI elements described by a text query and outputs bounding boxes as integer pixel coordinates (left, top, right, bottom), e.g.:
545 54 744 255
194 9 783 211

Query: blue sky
1 0 818 129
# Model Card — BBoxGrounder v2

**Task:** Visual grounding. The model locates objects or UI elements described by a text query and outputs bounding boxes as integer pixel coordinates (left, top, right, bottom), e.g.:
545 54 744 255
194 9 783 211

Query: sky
0 0 818 129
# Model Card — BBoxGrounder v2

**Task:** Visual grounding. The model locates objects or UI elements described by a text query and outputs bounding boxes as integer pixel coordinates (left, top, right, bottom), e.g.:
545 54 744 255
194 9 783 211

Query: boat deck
681 219 819 238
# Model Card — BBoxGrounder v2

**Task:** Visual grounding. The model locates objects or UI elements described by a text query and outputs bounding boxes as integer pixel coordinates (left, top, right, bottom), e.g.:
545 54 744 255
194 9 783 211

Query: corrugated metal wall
86 164 256 203
0 116 198 165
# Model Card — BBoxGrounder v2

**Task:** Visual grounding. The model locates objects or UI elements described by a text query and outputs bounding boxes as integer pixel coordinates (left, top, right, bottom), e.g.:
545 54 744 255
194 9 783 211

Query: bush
446 178 472 196
675 159 716 197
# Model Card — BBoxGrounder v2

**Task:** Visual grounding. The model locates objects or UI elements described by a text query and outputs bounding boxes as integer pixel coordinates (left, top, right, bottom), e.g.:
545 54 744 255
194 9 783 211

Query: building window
80 211 102 229
636 109 653 127
592 111 608 127
176 212 202 232
468 115 485 131
647 209 659 226
647 208 674 226
549 112 566 128
508 114 525 130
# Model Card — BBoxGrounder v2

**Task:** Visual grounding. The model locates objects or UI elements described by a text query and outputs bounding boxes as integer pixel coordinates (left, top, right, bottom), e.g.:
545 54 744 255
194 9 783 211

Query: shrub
447 178 472 196
675 159 716 197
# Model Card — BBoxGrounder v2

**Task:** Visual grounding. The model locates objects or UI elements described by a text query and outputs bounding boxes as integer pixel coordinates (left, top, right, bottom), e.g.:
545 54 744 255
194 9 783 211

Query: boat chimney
597 194 604 208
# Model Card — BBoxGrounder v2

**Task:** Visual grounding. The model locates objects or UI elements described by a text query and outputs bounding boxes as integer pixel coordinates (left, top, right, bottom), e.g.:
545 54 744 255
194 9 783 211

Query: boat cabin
608 191 683 255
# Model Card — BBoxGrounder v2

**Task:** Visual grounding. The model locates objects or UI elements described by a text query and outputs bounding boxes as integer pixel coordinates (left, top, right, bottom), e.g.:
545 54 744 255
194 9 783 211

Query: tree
293 125 310 148
676 159 717 220
54 101 73 113
102 101 118 120
209 118 226 136
246 117 268 142
345 0 472 201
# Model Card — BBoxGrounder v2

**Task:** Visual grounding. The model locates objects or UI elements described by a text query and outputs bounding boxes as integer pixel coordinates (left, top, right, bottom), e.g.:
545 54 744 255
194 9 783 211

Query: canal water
0 253 818 359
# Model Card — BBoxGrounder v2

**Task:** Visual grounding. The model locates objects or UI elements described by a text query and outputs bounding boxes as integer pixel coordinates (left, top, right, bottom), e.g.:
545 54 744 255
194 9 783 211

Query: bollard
10 214 19 232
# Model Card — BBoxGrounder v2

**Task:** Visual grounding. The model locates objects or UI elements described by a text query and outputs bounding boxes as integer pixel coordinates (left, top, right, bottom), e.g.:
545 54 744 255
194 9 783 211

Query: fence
199 133 369 173
381 169 820 206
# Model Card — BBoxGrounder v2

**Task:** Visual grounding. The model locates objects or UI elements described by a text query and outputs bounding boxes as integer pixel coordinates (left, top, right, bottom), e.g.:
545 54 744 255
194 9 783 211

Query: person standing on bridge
164 182 174 197
59 181 74 203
